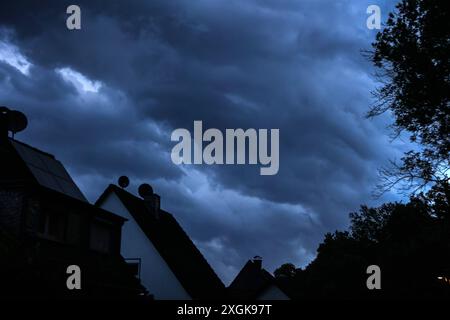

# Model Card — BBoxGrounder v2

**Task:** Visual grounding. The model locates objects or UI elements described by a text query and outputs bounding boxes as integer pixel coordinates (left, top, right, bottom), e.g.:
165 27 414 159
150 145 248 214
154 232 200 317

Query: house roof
38 185 128 224
228 258 290 299
95 184 226 300
6 138 87 202
1 138 126 224
1 137 148 298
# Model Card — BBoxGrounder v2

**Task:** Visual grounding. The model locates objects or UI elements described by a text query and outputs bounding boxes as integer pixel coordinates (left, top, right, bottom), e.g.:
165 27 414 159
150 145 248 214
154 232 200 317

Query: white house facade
95 183 225 300
99 191 191 300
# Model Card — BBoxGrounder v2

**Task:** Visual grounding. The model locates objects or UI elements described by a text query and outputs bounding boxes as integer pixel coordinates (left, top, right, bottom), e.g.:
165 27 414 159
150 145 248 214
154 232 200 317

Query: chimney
153 193 161 211
252 256 263 270
138 183 161 219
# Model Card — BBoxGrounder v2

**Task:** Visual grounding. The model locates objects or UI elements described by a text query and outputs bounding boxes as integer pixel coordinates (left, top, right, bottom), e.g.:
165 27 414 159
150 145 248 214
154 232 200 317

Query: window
127 263 140 278
125 258 142 279
37 211 65 241
66 213 81 245
89 222 113 254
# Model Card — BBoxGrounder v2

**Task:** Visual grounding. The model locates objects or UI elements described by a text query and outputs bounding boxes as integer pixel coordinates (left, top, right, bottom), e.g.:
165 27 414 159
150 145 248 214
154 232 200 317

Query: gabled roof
5 138 87 202
95 184 226 300
228 259 290 299
1 138 126 224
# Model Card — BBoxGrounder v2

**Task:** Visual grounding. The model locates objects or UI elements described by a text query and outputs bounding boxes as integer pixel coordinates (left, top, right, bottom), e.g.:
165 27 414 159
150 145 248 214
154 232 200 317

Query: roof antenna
118 176 130 189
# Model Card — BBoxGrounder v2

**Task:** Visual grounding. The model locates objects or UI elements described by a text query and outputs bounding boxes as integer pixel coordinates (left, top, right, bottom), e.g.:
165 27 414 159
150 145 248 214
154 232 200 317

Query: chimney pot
252 256 263 269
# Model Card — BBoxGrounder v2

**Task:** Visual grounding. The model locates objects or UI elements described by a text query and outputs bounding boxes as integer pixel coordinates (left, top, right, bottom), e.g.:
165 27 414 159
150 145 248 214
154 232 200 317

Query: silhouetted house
95 184 225 300
228 257 291 300
0 110 147 298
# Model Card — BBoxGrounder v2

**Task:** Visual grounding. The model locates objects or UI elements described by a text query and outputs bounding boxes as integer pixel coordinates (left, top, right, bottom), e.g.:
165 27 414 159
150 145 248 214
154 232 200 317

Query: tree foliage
275 198 450 299
369 0 449 194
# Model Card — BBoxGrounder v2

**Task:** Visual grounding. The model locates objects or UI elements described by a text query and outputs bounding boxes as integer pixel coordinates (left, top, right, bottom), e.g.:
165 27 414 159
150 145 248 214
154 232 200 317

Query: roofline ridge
9 138 56 159
96 183 226 295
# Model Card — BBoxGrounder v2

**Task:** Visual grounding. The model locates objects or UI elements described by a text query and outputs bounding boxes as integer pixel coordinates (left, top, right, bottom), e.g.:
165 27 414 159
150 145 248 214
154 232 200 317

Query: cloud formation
0 0 404 284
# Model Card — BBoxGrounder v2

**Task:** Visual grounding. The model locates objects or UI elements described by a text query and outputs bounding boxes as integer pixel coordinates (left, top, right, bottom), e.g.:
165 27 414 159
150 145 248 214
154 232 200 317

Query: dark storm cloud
0 0 402 282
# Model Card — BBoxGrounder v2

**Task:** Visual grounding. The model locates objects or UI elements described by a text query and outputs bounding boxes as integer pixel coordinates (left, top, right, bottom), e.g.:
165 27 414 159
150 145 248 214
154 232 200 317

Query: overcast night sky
0 0 408 284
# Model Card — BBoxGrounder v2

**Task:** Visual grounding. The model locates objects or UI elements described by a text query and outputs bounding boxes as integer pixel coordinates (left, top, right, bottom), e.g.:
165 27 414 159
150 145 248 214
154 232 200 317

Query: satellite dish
138 183 153 199
0 106 10 114
118 176 130 189
8 110 28 134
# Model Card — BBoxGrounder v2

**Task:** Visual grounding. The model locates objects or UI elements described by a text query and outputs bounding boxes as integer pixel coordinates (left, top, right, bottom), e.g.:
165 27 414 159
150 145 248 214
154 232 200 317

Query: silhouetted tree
274 263 298 279
277 198 450 299
369 0 449 195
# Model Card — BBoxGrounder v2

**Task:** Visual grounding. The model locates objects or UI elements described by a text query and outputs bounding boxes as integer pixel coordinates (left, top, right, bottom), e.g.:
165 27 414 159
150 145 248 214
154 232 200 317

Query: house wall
0 189 24 236
100 192 191 300
257 285 290 300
